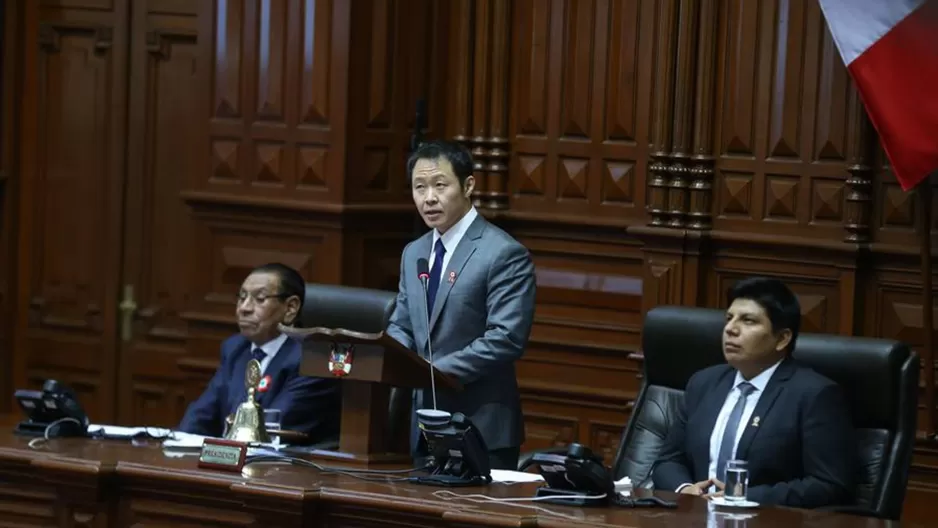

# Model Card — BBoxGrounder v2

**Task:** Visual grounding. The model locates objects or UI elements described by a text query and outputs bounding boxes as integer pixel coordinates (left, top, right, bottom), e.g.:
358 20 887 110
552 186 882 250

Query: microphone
415 258 448 421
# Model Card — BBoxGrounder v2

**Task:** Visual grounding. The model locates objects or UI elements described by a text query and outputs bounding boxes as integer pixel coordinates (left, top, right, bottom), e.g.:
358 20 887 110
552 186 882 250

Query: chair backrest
613 306 918 520
299 283 396 332
790 333 918 520
612 307 726 484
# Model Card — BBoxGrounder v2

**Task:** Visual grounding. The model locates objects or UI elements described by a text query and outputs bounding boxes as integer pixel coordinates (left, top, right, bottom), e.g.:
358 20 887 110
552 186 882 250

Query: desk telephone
14 380 90 438
530 443 677 509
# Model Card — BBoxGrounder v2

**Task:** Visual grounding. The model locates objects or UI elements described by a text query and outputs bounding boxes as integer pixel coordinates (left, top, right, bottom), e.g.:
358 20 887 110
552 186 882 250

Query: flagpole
921 179 934 438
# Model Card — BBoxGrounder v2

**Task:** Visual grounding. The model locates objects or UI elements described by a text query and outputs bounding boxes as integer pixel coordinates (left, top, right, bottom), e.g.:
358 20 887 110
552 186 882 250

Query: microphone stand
418 272 439 411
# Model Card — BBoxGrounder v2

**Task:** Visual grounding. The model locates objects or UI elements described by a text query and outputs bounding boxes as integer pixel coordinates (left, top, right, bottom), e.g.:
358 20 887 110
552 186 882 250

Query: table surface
0 428 916 528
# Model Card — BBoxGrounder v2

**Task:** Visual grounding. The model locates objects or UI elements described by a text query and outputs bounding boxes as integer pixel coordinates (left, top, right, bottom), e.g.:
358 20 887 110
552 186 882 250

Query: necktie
716 382 755 482
427 238 446 312
251 347 266 363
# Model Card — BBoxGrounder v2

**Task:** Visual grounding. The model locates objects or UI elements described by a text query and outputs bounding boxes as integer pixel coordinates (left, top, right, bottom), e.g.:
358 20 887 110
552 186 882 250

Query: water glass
724 460 749 502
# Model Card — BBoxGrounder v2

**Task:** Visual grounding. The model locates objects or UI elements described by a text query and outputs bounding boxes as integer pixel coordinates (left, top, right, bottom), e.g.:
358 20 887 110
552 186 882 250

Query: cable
27 417 83 449
242 454 431 482
430 490 608 519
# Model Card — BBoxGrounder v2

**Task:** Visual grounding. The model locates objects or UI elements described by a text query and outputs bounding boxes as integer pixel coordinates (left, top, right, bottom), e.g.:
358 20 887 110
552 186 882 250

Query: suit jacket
386 214 536 451
652 358 856 508
178 334 341 444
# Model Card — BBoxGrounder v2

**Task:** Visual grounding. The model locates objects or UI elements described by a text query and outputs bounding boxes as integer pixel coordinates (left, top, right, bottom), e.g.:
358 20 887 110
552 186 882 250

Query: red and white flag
819 0 938 191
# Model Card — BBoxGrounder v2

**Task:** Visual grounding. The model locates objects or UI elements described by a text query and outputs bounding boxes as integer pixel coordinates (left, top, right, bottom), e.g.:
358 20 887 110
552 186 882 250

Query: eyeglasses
236 291 290 306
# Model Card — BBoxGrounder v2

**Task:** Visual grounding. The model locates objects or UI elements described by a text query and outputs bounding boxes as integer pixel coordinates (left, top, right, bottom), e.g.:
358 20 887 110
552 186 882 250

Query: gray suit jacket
386 214 536 451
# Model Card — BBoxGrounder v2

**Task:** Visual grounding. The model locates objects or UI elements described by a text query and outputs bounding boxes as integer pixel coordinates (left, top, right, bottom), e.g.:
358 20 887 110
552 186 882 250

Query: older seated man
178 263 340 444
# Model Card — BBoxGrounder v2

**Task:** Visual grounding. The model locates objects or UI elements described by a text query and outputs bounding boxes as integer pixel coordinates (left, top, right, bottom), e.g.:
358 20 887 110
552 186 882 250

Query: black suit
652 358 855 508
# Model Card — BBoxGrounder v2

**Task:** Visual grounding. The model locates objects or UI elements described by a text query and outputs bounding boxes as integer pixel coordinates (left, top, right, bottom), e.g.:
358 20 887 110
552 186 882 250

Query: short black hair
250 262 305 312
727 277 801 352
406 139 474 187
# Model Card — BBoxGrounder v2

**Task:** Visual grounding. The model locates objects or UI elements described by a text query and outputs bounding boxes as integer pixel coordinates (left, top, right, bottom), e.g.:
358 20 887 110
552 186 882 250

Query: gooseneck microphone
415 258 447 418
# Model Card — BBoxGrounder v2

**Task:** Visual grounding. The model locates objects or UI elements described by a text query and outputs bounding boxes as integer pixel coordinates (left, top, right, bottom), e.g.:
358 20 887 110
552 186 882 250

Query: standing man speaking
387 140 536 470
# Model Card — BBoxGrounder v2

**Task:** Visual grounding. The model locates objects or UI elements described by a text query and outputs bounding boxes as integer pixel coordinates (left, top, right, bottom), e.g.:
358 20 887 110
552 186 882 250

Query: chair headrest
299 283 396 334
791 335 913 430
641 306 727 390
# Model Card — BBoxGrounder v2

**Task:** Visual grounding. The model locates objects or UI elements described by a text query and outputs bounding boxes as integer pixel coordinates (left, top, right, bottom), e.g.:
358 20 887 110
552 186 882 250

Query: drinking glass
724 460 749 502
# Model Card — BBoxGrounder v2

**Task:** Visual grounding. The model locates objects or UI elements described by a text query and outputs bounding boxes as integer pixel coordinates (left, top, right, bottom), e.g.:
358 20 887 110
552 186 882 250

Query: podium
280 283 461 464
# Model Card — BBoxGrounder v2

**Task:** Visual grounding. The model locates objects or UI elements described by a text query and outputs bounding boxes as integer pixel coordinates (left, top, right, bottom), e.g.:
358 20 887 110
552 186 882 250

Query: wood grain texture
2 0 937 521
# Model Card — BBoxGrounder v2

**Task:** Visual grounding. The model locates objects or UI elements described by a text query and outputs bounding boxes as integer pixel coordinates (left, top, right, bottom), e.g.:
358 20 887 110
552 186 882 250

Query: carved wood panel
507 0 665 225
17 1 130 422
711 0 859 242
115 3 200 426
0 0 20 413
199 0 344 204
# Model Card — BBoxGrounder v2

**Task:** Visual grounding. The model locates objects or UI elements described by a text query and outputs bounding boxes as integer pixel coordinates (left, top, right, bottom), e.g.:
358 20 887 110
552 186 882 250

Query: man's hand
679 479 715 496
703 479 726 499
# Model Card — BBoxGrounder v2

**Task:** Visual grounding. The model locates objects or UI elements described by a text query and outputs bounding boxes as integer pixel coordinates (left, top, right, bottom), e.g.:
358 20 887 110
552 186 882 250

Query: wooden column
446 0 474 148
666 0 700 229
687 0 718 231
482 0 510 210
646 0 680 227
844 83 874 244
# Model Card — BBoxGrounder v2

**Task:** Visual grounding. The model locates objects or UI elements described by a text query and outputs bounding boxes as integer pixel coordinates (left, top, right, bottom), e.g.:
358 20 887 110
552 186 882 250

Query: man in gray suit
386 139 536 470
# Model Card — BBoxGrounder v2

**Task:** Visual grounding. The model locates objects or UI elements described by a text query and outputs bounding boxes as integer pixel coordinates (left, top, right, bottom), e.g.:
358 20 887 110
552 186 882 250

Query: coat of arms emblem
328 343 354 377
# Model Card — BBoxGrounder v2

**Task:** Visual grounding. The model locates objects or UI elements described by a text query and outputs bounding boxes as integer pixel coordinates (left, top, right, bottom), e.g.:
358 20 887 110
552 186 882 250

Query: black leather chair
516 306 726 475
609 306 727 487
299 283 412 452
616 306 919 520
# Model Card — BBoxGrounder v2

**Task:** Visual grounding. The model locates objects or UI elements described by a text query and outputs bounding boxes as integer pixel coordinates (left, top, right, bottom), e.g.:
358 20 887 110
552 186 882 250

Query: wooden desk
0 432 913 527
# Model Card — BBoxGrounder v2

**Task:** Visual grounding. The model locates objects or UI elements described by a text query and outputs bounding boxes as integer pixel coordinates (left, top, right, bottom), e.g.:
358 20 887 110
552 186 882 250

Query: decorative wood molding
687 0 719 231
844 84 874 244
145 29 198 60
646 1 679 227
38 24 113 54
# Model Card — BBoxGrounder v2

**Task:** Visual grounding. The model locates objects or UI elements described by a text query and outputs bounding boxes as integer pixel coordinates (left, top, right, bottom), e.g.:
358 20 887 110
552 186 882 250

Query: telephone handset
531 443 615 505
14 380 90 438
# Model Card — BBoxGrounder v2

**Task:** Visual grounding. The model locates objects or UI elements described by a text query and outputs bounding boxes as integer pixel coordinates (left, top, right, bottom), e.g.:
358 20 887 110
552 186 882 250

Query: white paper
88 424 173 438
489 469 545 483
162 432 209 448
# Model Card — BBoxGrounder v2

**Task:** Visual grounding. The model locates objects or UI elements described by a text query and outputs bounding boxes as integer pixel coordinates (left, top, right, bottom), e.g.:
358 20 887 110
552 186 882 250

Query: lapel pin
257 375 272 393
752 416 760 427
448 271 457 284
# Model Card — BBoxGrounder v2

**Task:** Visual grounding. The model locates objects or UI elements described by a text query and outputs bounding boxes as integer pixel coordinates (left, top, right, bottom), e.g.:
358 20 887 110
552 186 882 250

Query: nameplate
198 438 247 472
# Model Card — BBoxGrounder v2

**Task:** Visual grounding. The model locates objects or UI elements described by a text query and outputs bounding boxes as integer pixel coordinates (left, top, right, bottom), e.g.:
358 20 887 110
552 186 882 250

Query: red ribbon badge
257 375 272 393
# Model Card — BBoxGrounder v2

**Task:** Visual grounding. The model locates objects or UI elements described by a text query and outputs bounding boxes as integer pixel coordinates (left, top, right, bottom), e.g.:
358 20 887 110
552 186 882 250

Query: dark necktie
716 382 756 481
427 238 446 312
251 347 266 363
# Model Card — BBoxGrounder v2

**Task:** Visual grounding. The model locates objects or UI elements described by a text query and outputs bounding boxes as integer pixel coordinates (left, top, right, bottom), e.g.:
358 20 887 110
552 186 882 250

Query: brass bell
224 358 271 444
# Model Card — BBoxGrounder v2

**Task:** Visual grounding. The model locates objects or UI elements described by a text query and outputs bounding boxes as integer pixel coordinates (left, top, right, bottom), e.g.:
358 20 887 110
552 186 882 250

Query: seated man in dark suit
652 277 855 508
178 263 340 444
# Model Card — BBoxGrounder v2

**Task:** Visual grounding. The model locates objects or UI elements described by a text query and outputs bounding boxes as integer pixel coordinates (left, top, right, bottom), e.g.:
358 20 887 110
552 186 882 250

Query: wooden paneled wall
1 0 936 521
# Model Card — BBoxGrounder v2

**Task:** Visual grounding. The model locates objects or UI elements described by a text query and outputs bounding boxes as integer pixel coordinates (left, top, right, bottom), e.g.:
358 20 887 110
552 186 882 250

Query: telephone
530 443 615 505
409 411 492 487
14 380 90 438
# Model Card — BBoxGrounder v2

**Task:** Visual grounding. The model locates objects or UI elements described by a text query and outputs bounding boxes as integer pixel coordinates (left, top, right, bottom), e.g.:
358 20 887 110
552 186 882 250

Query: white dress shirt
677 359 783 492
251 332 288 375
429 206 478 288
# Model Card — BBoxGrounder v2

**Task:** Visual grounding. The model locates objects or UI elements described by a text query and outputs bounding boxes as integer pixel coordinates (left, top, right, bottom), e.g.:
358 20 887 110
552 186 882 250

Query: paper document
88 424 173 438
489 469 545 483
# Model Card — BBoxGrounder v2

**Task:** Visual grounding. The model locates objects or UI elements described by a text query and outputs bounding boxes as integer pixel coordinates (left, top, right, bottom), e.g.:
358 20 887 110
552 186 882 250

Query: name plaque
198 438 248 472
